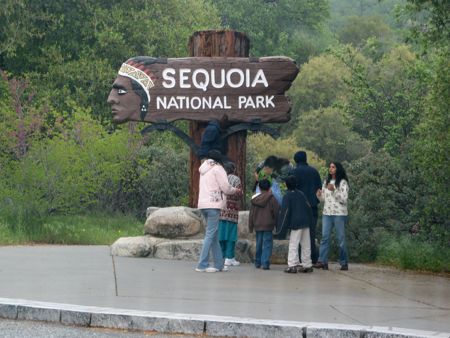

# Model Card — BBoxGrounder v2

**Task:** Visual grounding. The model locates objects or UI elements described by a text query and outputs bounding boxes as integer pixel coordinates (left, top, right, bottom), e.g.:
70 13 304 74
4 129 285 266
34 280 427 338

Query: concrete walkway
0 245 448 337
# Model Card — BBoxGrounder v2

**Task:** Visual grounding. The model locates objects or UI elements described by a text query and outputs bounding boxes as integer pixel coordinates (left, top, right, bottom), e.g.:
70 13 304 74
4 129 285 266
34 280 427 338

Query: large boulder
110 236 164 257
144 206 204 239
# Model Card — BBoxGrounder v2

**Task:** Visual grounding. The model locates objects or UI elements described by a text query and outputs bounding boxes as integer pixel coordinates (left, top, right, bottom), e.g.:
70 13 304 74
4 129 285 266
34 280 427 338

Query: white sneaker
225 258 240 266
230 258 240 266
205 267 219 273
195 267 206 272
221 265 229 272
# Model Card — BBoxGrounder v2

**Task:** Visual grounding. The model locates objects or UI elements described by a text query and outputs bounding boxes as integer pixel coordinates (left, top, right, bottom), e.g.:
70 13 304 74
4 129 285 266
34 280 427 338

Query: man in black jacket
290 151 322 264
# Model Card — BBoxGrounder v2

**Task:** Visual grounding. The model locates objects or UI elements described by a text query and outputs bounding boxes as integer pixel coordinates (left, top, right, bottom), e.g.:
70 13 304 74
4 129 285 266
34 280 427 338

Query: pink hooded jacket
197 159 239 209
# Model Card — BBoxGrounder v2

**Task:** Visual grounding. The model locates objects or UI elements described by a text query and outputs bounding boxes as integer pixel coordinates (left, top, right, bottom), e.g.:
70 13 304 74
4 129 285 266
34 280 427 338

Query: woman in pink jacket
196 150 241 273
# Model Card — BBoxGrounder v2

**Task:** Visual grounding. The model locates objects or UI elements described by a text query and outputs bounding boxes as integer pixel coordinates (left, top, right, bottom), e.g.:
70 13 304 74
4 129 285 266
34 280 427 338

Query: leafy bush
377 235 450 273
109 131 189 216
345 151 426 261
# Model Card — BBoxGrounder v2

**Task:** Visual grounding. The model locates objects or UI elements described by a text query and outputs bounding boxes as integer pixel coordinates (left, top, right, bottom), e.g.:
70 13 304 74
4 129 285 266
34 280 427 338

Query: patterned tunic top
219 174 241 223
320 179 349 216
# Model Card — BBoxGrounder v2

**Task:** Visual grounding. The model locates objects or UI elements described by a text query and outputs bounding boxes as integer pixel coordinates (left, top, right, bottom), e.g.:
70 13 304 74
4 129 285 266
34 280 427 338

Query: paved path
0 245 448 335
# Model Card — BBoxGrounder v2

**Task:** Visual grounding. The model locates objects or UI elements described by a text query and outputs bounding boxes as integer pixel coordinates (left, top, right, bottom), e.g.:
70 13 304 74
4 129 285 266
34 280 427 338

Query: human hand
326 184 335 191
316 189 322 198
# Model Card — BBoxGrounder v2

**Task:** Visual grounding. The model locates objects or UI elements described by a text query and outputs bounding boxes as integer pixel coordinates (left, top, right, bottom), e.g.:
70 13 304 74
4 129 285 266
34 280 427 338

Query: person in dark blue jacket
197 116 228 160
289 151 322 264
276 176 314 273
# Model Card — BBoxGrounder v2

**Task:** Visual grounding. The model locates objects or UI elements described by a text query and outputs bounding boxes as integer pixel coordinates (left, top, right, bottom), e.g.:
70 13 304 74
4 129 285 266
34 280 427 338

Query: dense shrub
345 151 427 261
377 235 450 273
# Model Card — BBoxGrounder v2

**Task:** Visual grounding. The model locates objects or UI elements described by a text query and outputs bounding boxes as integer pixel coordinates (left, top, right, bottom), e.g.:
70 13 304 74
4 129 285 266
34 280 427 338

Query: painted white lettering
179 69 191 89
202 96 212 109
156 96 167 109
162 69 176 88
211 69 226 88
212 96 224 109
244 96 256 109
226 68 245 88
256 96 264 108
245 69 250 87
167 96 179 109
191 97 201 109
238 96 246 109
223 96 231 109
265 95 275 108
192 69 209 92
252 69 269 87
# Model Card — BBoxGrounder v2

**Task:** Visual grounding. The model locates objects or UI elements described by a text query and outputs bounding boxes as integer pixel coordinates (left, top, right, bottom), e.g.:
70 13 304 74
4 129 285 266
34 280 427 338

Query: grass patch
376 235 450 273
0 213 143 245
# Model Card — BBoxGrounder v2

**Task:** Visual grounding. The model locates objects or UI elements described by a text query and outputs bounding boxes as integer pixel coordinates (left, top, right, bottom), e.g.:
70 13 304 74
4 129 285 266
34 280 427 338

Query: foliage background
0 0 448 271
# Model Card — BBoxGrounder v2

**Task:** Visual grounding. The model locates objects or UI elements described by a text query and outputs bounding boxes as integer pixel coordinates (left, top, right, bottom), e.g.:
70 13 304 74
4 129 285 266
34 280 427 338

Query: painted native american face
107 60 155 124
107 75 141 124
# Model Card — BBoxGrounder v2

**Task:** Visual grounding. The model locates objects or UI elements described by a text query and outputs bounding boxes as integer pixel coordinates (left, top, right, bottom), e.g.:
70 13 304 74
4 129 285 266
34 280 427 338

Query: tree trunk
188 30 250 209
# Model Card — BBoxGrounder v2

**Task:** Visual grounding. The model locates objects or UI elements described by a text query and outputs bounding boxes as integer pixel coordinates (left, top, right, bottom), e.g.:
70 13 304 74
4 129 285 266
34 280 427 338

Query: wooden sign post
188 30 250 208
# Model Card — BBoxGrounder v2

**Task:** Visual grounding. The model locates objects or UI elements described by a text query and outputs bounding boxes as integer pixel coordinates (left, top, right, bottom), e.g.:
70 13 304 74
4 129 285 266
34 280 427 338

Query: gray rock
146 206 160 218
234 239 252 263
144 207 204 239
110 236 164 257
153 240 203 261
248 239 288 265
237 211 251 239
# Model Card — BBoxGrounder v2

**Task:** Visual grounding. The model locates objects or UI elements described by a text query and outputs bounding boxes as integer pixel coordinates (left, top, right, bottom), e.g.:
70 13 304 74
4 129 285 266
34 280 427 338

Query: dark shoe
284 266 297 273
313 262 328 270
298 267 313 273
340 264 348 271
262 266 270 270
255 265 261 269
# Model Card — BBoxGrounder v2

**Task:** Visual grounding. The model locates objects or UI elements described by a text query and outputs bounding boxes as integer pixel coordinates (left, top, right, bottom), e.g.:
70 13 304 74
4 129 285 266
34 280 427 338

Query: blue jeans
318 215 348 266
197 209 224 270
255 231 273 268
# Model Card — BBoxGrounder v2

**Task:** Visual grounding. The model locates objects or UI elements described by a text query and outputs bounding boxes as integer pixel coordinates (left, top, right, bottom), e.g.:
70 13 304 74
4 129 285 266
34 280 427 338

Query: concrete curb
0 298 448 338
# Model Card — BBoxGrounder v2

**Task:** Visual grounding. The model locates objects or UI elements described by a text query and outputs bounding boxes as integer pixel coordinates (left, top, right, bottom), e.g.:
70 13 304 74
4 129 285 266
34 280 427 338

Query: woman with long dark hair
314 162 350 271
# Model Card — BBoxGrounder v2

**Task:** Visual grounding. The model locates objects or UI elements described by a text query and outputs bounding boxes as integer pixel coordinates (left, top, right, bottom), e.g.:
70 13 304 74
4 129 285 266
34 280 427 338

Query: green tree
210 0 331 63
334 44 425 155
293 107 371 163
337 15 393 49
288 53 351 114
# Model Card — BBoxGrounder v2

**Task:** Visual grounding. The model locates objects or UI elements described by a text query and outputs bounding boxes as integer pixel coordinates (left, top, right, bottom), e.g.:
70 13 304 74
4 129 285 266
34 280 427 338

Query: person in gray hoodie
248 179 280 270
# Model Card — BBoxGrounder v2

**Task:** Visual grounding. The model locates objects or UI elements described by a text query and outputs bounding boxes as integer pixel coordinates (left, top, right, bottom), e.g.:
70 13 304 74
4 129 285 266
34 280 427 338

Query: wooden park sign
108 56 298 124
107 30 299 208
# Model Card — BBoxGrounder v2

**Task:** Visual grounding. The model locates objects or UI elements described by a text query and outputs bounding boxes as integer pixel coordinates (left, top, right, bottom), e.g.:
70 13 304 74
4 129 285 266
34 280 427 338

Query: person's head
223 161 236 175
274 157 291 179
285 175 297 190
263 155 278 169
326 161 348 187
107 57 158 124
294 151 307 164
258 179 271 192
207 149 224 165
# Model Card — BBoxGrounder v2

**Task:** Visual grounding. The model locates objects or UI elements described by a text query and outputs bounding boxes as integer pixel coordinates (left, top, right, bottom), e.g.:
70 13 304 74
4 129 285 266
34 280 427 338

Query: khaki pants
288 228 312 268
